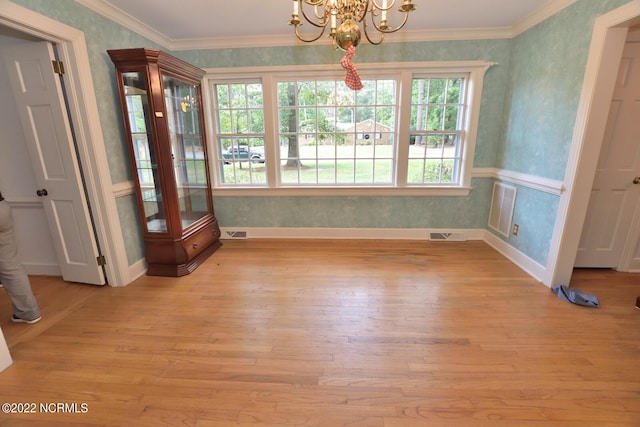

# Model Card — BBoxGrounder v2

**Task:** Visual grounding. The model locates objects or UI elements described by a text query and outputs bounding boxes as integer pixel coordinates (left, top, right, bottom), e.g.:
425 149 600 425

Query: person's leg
0 201 41 322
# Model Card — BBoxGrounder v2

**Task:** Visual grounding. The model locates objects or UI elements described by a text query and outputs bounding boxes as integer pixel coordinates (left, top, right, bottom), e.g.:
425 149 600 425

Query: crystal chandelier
289 0 417 51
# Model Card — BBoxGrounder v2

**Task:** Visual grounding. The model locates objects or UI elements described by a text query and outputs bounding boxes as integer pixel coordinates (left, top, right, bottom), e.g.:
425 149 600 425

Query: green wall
214 178 494 230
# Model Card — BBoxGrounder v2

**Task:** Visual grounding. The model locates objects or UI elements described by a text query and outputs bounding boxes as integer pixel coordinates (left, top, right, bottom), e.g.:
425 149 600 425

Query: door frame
546 0 640 286
573 38 640 269
0 0 130 286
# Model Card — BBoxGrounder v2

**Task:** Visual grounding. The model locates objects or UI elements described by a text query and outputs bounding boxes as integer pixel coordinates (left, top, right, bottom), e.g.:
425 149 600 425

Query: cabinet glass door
123 72 167 233
162 74 210 230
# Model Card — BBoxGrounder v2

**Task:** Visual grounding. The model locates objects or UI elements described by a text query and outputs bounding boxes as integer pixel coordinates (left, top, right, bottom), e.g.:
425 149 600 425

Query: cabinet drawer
183 220 220 261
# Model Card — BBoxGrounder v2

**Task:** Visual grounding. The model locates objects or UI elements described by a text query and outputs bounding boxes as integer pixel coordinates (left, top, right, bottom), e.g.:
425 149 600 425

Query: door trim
546 0 640 286
0 0 130 286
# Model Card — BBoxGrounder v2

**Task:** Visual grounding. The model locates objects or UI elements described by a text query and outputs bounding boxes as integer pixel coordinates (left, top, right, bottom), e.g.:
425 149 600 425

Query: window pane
230 84 247 108
407 159 425 183
216 84 229 108
279 108 295 134
233 110 248 133
376 80 395 104
249 110 264 133
217 110 232 133
425 160 443 183
444 106 461 130
247 83 264 108
446 79 462 103
317 81 335 106
278 82 295 107
358 82 376 105
428 106 444 130
428 79 446 103
299 108 317 132
374 159 393 183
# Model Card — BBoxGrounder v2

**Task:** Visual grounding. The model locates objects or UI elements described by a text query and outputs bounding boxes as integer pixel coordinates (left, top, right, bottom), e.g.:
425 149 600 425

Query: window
278 78 395 185
212 81 266 185
208 62 490 195
409 77 465 184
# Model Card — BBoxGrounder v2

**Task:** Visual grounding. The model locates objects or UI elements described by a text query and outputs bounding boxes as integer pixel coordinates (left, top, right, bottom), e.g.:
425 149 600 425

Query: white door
575 42 640 268
1 41 105 285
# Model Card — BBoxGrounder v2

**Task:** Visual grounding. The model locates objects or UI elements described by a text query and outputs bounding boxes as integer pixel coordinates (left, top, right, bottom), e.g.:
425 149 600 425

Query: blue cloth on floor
551 285 599 308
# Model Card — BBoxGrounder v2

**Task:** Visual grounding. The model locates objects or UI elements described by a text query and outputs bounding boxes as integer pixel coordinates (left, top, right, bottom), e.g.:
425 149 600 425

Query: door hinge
96 255 106 267
51 60 65 75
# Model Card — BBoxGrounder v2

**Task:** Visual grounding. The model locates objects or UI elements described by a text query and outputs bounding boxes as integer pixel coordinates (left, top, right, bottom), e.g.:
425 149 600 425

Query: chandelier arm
370 10 410 33
294 24 328 43
299 2 330 28
362 19 385 45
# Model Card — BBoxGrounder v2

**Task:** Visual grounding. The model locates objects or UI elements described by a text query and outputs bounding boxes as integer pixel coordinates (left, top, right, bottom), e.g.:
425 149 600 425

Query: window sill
212 186 472 197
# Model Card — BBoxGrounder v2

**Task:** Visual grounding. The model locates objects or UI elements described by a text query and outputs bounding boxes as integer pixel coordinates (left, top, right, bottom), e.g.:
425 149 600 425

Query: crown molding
169 27 513 51
74 0 171 48
512 0 578 36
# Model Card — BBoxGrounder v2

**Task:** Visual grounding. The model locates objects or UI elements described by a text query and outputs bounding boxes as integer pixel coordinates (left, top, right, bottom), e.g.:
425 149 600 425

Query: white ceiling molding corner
74 0 172 49
512 0 578 36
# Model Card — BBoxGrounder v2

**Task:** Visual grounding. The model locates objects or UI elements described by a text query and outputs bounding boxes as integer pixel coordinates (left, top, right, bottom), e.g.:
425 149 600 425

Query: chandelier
289 0 417 51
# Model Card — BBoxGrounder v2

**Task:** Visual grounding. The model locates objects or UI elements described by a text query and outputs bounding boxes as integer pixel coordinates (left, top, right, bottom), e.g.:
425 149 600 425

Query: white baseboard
483 230 547 285
124 258 147 287
220 227 488 241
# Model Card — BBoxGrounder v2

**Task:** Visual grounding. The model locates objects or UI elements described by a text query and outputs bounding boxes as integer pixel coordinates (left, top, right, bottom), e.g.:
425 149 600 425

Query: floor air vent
429 232 466 241
222 230 247 240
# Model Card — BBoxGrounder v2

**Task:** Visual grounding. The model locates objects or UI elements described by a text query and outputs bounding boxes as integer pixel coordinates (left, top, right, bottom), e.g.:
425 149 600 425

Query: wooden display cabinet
108 48 221 276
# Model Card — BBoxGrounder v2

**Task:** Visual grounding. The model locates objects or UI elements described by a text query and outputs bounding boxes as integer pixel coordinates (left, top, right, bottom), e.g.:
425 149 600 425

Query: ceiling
82 0 564 49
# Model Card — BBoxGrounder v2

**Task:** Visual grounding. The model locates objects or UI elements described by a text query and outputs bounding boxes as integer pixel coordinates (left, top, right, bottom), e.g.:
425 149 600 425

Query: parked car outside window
222 146 265 164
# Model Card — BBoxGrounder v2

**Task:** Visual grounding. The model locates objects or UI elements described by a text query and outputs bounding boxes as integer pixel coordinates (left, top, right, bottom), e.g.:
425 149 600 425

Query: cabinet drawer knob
192 243 198 249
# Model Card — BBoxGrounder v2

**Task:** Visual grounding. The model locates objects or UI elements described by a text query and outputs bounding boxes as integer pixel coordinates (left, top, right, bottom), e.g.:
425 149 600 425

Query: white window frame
204 61 492 196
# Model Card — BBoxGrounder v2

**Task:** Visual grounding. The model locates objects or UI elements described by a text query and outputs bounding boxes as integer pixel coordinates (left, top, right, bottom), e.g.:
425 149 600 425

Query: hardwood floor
0 239 638 426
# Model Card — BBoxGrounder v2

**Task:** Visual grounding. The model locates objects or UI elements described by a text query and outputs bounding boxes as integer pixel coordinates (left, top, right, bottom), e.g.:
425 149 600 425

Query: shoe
11 314 41 324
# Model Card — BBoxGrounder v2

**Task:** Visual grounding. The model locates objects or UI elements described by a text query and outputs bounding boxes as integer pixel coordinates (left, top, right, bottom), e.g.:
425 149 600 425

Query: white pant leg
0 201 41 321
